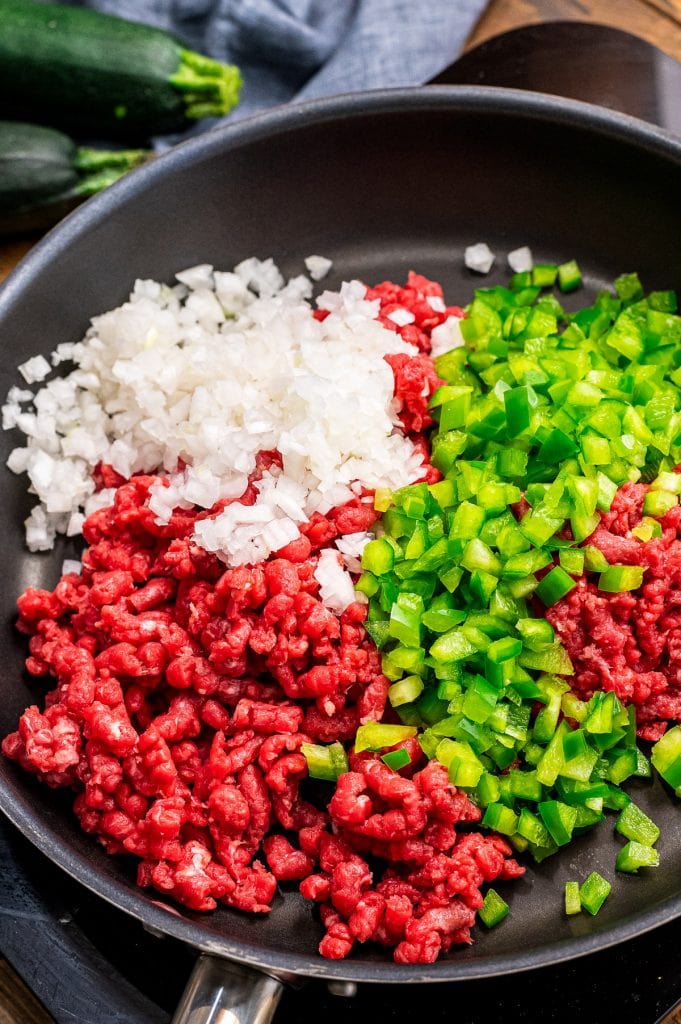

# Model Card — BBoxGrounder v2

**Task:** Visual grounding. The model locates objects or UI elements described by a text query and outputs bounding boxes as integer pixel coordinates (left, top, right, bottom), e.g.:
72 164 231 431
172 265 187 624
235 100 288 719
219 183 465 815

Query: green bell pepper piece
616 841 660 873
579 871 611 915
479 888 510 927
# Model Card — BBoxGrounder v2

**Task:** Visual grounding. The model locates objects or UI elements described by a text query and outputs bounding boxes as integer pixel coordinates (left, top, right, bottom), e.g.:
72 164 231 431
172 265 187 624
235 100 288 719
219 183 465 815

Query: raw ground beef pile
3 275 523 964
305 756 523 962
548 481 681 741
3 474 522 962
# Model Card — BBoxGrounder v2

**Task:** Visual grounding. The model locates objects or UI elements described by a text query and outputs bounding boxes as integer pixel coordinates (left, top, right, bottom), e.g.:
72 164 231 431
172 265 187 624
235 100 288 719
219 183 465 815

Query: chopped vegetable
388 675 424 707
564 881 581 915
479 888 510 927
354 264 681 878
381 748 412 771
557 260 582 293
301 742 349 782
539 800 577 846
465 242 495 274
598 565 644 593
361 538 395 576
615 802 660 847
651 726 681 793
482 803 519 836
354 723 417 753
579 872 611 915
507 246 533 273
536 566 577 606
616 841 660 873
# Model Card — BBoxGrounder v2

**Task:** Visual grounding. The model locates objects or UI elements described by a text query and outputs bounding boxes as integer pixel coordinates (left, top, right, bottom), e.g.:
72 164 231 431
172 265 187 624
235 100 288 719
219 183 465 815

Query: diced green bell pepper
482 802 518 836
579 871 611 915
616 841 660 873
564 880 581 914
538 800 578 846
301 741 349 781
615 802 660 846
479 888 510 927
598 564 644 593
388 675 424 708
536 566 577 606
557 260 582 293
354 723 417 752
361 537 395 575
382 748 412 771
651 725 681 791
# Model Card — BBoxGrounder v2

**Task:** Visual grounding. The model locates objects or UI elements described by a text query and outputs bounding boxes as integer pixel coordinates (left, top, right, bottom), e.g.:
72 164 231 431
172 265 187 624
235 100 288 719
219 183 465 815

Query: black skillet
1 87 681 1023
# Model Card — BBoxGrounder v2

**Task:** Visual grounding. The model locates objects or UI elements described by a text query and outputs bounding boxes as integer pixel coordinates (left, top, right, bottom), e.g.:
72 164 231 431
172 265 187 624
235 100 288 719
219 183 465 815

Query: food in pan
3 253 680 962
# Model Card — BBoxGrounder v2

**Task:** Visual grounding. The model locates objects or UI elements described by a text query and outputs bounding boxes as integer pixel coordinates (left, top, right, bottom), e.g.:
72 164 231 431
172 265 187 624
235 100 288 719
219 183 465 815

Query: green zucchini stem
74 158 151 198
170 49 242 120
74 147 149 173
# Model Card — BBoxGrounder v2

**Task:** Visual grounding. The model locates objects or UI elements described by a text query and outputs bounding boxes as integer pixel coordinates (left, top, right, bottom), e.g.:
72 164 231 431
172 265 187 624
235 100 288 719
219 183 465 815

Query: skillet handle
171 955 284 1024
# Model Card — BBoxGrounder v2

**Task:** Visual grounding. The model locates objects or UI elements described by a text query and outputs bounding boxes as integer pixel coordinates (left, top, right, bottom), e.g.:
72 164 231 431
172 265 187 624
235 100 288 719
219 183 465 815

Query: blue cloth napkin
76 0 488 127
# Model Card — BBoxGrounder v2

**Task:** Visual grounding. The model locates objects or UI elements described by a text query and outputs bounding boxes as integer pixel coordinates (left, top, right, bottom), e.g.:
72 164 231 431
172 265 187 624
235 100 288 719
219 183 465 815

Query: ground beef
306 756 523 963
547 481 681 739
367 271 462 437
384 354 443 436
366 271 465 355
4 476 386 909
3 476 521 957
3 276 521 964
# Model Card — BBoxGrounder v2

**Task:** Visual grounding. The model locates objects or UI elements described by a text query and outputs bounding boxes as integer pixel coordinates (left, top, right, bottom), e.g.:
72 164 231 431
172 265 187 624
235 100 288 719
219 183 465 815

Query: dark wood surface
1 1 680 1021
467 0 681 55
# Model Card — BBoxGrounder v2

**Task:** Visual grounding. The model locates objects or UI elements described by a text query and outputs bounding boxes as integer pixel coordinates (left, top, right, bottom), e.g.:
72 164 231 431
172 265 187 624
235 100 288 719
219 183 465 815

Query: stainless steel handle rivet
327 981 358 998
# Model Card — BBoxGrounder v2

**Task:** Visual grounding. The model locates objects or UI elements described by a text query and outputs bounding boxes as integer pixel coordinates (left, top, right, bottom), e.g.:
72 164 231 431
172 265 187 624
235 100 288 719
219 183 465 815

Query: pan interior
1 89 681 981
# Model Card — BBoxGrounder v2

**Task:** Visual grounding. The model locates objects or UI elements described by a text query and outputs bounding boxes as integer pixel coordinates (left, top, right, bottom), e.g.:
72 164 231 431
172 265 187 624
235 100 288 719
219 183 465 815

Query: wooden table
1 0 680 1021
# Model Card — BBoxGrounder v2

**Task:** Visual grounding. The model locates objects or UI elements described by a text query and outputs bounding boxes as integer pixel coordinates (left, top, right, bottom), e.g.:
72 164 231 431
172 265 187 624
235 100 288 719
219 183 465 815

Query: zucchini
0 0 242 140
0 120 149 234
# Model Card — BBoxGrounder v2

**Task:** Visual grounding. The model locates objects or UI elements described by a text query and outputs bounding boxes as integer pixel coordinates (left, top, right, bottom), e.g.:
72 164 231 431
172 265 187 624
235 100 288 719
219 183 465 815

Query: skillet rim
1 84 681 982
